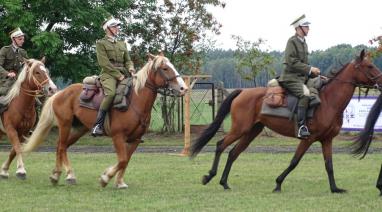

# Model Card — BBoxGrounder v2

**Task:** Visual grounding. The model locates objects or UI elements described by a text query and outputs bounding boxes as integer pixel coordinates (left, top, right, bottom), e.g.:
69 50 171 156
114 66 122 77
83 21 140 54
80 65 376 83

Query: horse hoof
66 178 77 185
116 183 128 189
202 175 210 185
49 175 59 185
331 188 347 193
0 172 9 179
272 188 281 193
220 183 231 190
16 172 26 180
99 175 109 188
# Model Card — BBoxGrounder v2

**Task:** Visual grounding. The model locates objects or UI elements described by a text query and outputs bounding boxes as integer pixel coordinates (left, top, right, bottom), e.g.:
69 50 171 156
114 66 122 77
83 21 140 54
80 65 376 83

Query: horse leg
321 139 346 193
0 147 16 179
62 127 88 185
50 123 71 185
219 123 264 190
5 128 26 180
114 139 140 189
376 164 382 196
202 133 242 185
100 134 127 188
273 139 313 192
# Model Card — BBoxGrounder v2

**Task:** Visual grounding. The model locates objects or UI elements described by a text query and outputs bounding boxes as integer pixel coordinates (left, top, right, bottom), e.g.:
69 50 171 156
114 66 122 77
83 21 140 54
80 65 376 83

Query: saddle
79 75 133 111
261 78 324 119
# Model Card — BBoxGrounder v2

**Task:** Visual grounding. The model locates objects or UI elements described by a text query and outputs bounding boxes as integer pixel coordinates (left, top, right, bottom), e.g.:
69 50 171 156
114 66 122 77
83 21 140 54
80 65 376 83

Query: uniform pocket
104 45 116 61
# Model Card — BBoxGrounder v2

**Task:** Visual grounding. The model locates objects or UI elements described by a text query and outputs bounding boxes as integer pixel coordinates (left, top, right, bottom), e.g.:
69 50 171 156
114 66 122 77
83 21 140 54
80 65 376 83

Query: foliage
202 44 382 88
232 35 275 87
0 0 225 84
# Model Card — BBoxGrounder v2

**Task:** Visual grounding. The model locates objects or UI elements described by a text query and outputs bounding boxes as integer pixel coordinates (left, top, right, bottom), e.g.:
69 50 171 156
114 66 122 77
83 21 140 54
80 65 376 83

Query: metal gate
182 82 215 132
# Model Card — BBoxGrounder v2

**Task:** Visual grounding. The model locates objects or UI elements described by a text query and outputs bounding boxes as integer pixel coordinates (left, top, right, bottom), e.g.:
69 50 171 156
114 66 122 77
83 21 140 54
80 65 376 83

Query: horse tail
351 94 382 158
23 94 57 153
189 89 243 158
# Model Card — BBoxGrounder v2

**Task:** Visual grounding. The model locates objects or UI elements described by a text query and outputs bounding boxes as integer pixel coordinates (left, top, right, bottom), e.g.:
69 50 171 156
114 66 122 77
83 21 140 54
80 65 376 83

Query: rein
144 68 181 96
21 66 50 97
326 63 382 91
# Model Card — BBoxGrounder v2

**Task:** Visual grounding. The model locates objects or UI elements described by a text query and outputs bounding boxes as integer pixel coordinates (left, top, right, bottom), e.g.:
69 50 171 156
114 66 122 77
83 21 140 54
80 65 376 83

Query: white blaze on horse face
166 61 188 95
40 65 58 95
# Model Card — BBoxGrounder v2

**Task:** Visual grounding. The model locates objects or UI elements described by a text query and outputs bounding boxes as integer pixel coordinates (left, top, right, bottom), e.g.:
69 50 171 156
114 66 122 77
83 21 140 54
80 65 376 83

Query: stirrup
297 125 310 138
91 124 104 137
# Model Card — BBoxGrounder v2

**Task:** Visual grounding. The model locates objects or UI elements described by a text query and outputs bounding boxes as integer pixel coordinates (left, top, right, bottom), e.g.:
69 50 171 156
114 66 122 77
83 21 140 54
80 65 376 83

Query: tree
232 35 275 87
0 0 136 84
1 0 225 132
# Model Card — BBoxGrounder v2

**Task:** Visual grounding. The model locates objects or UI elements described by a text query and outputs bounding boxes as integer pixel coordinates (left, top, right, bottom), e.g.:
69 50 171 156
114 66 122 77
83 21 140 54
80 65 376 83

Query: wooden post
180 76 191 156
180 75 212 156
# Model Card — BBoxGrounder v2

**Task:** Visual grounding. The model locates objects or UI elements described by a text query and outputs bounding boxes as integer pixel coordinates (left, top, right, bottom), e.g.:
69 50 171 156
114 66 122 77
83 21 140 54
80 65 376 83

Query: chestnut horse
190 50 382 193
0 58 57 179
23 53 188 188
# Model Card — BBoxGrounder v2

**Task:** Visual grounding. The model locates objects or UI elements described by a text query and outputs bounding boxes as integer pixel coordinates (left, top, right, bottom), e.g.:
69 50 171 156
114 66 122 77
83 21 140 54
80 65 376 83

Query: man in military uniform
91 16 135 136
279 15 321 138
0 27 28 96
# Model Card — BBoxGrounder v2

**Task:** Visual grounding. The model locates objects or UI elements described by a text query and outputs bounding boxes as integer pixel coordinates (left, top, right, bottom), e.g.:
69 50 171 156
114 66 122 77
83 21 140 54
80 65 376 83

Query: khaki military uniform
0 45 28 95
279 35 313 98
96 36 134 111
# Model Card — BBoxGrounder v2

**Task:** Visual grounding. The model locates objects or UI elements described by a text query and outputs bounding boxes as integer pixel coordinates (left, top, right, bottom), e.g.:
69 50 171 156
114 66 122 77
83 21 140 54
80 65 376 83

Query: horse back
229 87 267 128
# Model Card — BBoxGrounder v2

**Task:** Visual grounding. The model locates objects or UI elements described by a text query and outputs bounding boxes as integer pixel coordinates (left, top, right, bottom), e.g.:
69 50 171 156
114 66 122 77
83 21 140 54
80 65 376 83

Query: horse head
135 52 188 96
351 49 382 89
24 57 57 96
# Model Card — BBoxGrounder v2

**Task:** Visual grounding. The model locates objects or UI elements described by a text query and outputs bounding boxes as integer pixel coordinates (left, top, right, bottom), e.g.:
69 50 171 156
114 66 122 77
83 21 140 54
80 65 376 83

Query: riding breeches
100 75 117 111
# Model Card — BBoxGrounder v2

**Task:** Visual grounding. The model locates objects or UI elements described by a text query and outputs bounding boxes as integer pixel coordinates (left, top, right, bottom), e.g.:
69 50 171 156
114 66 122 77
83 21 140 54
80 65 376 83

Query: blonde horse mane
133 56 167 94
2 59 42 105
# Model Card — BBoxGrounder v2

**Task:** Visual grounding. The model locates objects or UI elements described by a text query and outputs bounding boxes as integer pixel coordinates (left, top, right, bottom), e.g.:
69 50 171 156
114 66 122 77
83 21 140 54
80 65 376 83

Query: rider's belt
111 62 124 67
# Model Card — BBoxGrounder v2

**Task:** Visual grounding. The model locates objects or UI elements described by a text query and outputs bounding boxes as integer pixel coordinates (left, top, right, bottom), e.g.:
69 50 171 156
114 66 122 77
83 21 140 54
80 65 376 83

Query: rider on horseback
0 27 28 98
91 16 135 136
279 15 321 138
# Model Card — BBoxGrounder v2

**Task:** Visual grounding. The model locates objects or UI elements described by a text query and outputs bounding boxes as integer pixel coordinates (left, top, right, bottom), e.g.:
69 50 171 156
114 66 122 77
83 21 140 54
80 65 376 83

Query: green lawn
0 152 381 211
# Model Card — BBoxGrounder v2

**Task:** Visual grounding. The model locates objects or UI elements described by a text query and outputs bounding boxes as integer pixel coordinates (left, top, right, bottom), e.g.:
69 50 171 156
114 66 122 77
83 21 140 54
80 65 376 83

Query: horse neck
321 67 356 112
130 86 158 114
18 81 37 105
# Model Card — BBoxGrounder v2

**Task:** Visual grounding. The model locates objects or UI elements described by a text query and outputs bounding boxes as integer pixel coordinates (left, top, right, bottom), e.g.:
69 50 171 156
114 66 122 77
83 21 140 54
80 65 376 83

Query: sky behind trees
209 0 382 51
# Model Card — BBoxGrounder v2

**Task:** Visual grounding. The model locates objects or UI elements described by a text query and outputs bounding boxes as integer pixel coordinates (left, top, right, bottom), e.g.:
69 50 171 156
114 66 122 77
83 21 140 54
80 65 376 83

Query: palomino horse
23 53 188 188
0 58 57 179
190 50 382 193
351 94 382 196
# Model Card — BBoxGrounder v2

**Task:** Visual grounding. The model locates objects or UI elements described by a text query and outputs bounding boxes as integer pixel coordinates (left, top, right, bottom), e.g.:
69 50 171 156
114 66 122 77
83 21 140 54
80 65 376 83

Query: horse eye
368 65 374 69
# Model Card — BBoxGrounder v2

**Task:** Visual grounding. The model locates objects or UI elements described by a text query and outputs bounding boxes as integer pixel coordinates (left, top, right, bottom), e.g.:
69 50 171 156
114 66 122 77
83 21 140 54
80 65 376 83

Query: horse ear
360 49 366 60
23 58 32 67
147 53 155 61
158 51 164 56
40 56 46 64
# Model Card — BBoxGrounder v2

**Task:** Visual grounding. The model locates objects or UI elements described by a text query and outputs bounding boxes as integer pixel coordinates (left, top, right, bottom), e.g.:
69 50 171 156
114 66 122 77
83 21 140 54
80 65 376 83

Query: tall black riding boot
297 106 310 138
91 109 107 137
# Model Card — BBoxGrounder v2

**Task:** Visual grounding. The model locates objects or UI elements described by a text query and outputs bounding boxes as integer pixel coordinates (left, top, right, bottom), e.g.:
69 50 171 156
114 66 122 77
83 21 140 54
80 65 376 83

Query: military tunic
0 45 28 77
279 35 312 98
96 36 134 111
0 45 28 95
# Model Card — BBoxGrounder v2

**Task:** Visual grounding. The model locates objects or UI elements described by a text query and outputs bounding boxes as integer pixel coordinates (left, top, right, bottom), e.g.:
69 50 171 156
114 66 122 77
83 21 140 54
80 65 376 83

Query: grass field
0 152 381 211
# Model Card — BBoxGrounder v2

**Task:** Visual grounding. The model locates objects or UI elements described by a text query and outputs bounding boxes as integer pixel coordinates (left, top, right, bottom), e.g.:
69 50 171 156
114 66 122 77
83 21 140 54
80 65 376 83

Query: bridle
326 61 382 91
144 64 181 96
21 64 50 97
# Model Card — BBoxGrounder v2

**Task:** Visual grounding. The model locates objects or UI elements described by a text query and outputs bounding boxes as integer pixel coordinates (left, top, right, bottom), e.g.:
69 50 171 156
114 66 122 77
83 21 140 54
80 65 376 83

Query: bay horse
351 93 382 196
22 53 188 188
0 58 57 179
190 50 382 193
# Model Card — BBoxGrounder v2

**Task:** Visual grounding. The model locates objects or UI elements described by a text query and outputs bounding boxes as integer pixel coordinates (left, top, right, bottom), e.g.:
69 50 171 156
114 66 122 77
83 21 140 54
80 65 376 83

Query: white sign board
342 97 382 132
